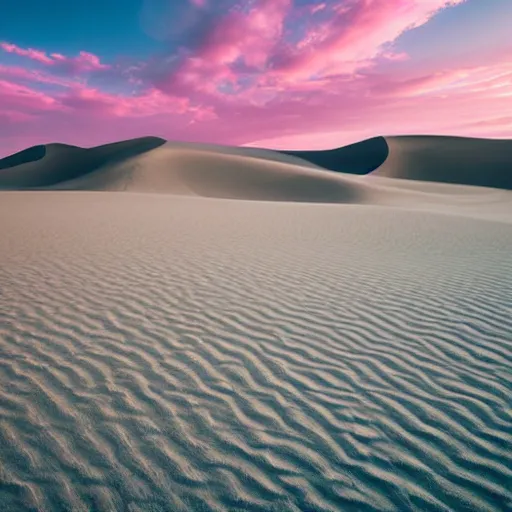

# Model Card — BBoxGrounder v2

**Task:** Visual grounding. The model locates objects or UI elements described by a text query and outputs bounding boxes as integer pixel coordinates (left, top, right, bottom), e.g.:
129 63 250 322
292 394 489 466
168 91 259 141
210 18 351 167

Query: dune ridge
0 139 367 203
0 136 166 189
279 135 512 190
1 135 512 197
54 144 365 203
375 136 512 189
0 144 49 170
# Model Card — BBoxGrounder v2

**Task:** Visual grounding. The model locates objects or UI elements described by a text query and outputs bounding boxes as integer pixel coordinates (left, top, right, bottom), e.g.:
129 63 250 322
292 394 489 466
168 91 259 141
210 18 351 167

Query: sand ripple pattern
0 193 511 511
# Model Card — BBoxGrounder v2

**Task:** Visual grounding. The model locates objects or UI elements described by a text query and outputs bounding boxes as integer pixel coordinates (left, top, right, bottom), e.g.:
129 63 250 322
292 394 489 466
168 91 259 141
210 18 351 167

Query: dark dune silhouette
0 144 48 170
0 136 166 188
280 136 389 175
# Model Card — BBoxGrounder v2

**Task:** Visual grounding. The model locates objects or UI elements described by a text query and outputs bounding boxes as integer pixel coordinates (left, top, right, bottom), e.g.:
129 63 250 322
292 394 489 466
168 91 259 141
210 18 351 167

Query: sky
1 0 511 156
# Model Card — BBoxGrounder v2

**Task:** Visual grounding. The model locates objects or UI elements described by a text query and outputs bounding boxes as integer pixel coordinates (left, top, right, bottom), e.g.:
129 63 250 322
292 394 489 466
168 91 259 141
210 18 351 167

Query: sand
0 136 511 511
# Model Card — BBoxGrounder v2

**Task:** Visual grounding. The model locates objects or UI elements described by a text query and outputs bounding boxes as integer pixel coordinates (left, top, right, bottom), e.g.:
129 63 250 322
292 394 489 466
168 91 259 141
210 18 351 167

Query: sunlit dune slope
55 143 364 202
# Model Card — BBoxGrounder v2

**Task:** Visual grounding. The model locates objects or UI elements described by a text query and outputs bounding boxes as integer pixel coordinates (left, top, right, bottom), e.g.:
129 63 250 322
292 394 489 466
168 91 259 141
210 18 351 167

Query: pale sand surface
0 137 512 511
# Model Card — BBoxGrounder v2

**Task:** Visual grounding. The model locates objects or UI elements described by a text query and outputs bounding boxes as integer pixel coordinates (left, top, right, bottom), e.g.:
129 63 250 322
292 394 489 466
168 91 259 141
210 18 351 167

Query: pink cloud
0 42 54 64
59 86 190 117
380 51 409 62
0 63 77 87
370 59 512 98
2 50 511 156
309 3 327 15
172 0 291 84
269 0 466 81
0 42 110 73
0 78 60 111
147 0 466 99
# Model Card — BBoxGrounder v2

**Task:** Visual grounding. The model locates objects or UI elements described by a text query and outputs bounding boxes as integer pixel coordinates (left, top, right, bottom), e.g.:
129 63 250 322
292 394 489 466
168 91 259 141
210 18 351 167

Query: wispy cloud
0 42 109 74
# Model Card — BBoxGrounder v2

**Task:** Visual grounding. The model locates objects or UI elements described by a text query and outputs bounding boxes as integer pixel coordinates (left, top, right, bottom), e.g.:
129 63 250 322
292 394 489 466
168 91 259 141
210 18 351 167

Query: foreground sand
0 138 511 511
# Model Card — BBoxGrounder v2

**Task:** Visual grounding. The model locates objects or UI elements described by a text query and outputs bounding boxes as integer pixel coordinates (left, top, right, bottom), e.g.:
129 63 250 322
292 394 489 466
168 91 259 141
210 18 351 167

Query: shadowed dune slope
0 144 48 170
0 136 166 188
280 136 389 175
0 143 84 187
280 136 512 190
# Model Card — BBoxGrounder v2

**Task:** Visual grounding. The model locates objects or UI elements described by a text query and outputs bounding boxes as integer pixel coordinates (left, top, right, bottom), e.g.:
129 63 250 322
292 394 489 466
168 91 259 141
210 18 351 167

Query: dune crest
374 136 512 189
0 137 166 189
1 135 512 198
0 140 364 203
61 144 364 202
280 136 390 175
0 144 48 170
279 135 512 190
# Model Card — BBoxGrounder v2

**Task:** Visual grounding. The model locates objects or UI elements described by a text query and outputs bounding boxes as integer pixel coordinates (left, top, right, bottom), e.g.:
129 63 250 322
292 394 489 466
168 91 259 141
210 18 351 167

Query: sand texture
0 136 511 511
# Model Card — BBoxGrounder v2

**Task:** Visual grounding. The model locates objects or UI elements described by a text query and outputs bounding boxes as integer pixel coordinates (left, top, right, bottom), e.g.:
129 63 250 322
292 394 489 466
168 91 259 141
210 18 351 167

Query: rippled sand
1 191 511 511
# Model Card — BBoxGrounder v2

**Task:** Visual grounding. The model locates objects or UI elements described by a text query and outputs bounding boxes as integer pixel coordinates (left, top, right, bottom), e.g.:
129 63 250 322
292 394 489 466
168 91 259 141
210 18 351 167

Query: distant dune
374 136 512 189
1 132 511 511
280 135 512 190
2 135 511 196
0 138 363 202
0 136 165 188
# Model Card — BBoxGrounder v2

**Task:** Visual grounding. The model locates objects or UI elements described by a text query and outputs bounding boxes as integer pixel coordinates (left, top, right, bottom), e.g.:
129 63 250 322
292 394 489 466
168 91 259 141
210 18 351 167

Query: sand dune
2 135 512 202
375 136 512 189
2 135 511 195
0 139 363 202
281 135 512 190
56 144 366 203
0 136 511 511
0 136 165 189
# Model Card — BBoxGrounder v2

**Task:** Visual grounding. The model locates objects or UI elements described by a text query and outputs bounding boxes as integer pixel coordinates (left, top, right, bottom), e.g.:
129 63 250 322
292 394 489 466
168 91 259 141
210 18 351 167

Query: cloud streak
0 42 109 74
